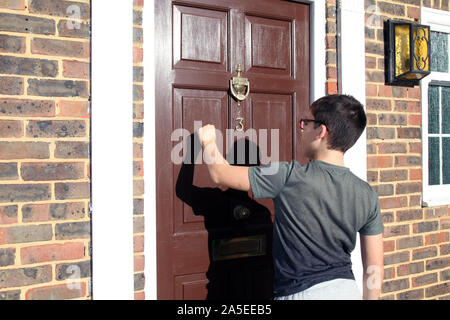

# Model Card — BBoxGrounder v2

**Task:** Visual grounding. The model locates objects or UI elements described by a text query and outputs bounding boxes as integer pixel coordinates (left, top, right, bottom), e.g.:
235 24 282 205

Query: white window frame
421 7 450 207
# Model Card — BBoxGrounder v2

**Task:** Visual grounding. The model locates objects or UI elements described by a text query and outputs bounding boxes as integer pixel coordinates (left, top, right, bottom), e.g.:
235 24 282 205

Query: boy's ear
315 124 328 140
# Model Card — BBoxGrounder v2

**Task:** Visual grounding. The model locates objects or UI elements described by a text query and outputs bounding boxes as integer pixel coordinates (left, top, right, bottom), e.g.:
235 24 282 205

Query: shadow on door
176 133 274 299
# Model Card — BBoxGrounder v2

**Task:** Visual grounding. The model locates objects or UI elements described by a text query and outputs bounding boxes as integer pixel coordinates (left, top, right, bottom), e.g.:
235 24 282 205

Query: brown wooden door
155 0 310 299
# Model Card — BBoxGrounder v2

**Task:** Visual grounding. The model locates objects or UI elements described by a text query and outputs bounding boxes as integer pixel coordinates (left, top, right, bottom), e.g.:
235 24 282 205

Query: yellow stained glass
413 26 430 72
395 25 411 77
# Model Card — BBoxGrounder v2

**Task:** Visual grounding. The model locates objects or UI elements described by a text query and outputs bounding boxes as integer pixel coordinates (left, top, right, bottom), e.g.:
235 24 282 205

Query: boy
197 94 384 300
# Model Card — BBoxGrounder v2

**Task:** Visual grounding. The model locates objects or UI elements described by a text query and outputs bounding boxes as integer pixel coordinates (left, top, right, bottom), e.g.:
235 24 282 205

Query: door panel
156 0 310 299
173 5 228 71
245 14 292 75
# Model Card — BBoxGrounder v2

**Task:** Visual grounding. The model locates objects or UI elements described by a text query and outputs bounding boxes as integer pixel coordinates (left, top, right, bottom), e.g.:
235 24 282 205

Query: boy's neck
312 149 345 167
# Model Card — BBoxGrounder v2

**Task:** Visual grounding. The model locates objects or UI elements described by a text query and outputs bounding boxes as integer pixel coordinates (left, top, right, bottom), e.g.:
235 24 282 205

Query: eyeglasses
299 118 326 131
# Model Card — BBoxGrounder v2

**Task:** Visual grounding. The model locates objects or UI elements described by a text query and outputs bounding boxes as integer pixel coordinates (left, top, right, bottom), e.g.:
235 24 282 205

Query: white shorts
274 278 362 300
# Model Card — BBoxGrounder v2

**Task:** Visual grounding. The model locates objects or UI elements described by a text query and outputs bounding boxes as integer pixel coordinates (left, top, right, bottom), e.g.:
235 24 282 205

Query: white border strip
143 0 157 300
91 0 134 299
338 0 367 295
309 0 327 102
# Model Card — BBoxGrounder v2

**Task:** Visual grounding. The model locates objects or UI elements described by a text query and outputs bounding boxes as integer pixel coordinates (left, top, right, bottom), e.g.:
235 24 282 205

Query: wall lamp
385 19 431 87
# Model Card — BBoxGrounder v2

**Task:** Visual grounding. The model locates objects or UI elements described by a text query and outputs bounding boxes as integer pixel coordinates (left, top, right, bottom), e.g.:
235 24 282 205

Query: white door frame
338 0 367 294
91 0 134 299
90 0 367 301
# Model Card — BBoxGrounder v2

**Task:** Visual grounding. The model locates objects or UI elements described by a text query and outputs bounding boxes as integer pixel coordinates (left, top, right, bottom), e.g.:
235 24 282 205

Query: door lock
233 205 251 220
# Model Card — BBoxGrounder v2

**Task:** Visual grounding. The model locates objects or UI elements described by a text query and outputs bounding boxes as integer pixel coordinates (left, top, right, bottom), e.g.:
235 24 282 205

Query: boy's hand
198 124 216 147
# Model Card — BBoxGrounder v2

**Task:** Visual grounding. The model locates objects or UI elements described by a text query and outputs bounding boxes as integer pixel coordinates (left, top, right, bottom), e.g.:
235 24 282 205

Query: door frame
146 0 327 299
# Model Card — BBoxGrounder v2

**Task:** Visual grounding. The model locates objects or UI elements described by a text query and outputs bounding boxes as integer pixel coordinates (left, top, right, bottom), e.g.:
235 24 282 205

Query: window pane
429 137 440 185
429 85 440 134
442 86 450 134
443 138 450 185
431 31 449 72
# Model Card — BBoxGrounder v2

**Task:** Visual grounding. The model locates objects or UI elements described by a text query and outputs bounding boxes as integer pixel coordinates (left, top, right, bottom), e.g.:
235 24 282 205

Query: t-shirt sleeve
359 195 384 235
248 161 294 199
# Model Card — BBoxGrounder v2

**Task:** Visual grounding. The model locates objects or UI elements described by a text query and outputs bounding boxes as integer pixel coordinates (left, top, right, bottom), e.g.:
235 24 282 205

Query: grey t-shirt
248 160 384 297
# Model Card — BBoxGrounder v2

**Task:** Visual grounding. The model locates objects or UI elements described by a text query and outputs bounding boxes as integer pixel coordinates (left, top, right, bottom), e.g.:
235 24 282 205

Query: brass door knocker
230 65 250 132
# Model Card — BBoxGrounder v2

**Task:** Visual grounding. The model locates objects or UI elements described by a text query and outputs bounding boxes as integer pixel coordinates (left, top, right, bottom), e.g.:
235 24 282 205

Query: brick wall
133 0 145 300
0 0 91 300
363 0 449 299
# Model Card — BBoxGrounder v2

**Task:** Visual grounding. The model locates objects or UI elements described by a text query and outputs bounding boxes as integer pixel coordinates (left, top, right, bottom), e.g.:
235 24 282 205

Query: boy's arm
198 124 251 192
360 233 384 300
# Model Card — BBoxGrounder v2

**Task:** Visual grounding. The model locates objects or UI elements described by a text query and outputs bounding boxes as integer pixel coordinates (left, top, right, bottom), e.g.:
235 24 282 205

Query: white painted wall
91 0 134 300
338 0 368 295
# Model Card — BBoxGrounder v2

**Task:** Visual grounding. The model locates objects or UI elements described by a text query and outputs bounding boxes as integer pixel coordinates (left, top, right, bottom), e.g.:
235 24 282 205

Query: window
421 8 450 207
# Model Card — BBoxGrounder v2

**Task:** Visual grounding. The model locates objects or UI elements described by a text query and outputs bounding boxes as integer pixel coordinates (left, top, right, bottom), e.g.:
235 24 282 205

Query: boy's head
302 94 366 158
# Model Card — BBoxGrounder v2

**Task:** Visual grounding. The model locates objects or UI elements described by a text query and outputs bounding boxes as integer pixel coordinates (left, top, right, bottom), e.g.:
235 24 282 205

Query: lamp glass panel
412 26 430 72
401 72 428 80
395 25 411 77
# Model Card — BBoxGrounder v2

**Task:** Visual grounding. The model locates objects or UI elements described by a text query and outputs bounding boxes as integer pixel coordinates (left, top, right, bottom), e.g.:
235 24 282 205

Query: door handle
230 64 250 103
233 205 251 220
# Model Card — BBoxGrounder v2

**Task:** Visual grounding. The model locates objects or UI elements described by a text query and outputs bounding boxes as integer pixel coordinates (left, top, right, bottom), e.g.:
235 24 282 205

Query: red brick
384 224 410 238
378 85 392 97
0 205 18 224
133 47 143 63
380 169 408 182
26 282 86 300
412 273 438 287
379 142 407 154
397 261 424 276
62 60 89 79
378 114 407 126
407 87 421 99
58 100 89 118
31 38 89 58
367 155 393 169
409 142 422 154
396 182 422 194
366 99 391 111
366 56 377 69
0 120 23 138
134 254 145 272
135 291 145 300
21 162 85 181
425 283 449 298
134 234 144 253
396 209 423 222
426 257 450 271
326 35 336 49
395 155 421 167
0 0 25 10
407 6 421 20
397 236 423 250
21 242 85 264
413 246 438 260
380 195 408 210
408 114 421 126
326 81 337 95
425 232 450 245
424 207 448 219
384 240 395 252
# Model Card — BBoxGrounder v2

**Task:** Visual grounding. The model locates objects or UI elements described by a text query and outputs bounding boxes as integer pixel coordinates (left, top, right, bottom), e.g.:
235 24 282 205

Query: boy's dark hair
310 94 367 153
